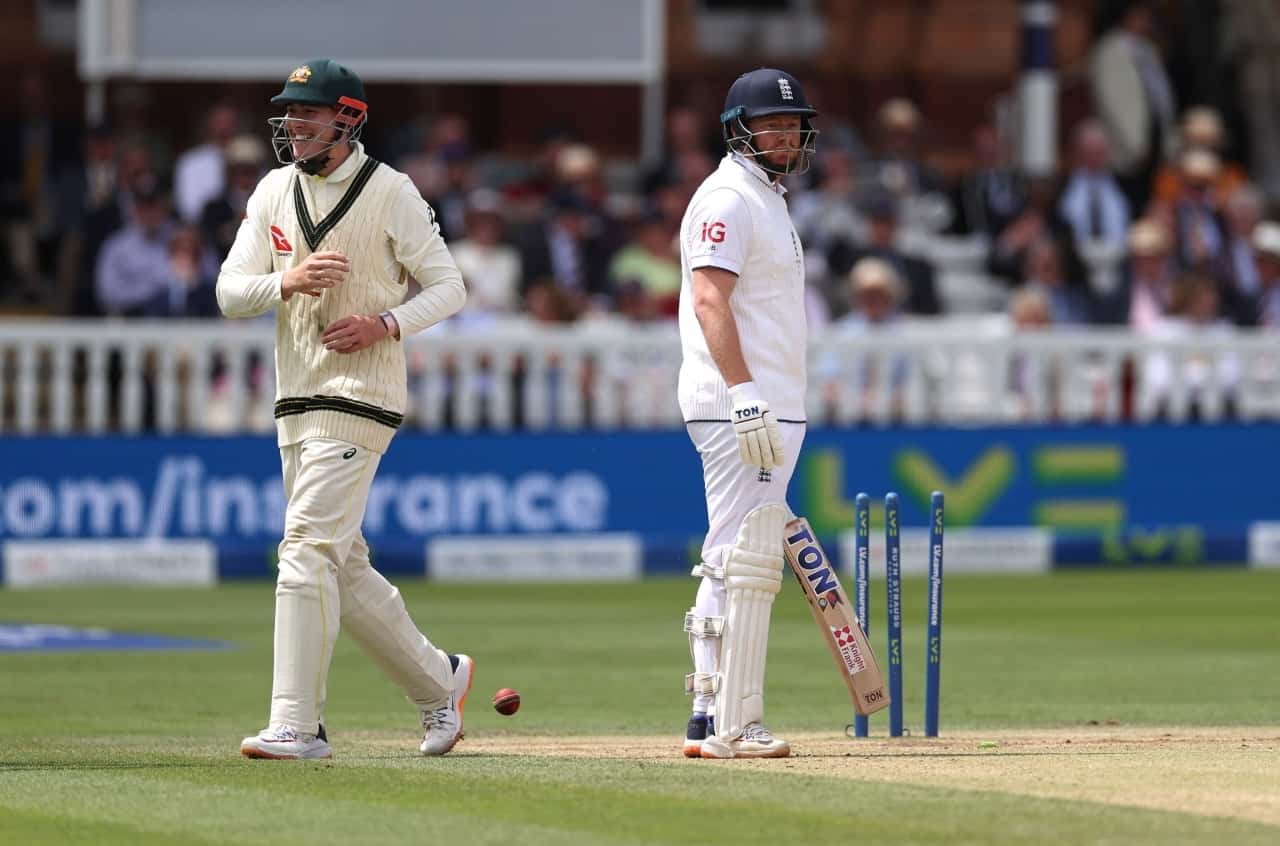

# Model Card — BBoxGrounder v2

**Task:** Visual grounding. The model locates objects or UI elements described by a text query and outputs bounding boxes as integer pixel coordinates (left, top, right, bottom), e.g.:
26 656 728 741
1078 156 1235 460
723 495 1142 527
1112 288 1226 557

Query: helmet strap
295 150 332 175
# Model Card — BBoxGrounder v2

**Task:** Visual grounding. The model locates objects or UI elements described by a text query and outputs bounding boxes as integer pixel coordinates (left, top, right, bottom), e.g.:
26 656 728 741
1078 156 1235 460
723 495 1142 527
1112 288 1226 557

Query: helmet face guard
268 95 367 173
722 107 819 176
719 68 819 177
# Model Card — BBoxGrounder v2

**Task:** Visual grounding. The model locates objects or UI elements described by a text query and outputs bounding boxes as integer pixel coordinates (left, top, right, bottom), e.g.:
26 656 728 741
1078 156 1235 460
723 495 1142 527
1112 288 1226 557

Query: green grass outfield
1 570 1277 845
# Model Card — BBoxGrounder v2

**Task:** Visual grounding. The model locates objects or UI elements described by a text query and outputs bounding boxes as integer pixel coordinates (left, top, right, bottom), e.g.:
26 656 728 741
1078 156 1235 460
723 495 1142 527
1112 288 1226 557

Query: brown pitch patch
443 727 1280 826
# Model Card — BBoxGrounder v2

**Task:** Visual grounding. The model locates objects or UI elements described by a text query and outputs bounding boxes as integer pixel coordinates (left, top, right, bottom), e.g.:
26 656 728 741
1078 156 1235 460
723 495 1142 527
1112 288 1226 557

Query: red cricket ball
492 687 521 716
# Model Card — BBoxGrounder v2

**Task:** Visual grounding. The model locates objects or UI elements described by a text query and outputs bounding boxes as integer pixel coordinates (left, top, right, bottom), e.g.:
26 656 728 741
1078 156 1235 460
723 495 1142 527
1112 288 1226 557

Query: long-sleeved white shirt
216 142 465 452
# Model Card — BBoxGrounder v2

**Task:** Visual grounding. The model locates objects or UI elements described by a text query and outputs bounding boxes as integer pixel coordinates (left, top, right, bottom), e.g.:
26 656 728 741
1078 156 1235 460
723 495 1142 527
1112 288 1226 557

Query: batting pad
714 503 786 740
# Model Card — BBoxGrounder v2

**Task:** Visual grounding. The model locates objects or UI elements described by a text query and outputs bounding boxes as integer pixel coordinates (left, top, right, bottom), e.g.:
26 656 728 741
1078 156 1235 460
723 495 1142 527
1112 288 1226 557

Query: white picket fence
1 317 1278 433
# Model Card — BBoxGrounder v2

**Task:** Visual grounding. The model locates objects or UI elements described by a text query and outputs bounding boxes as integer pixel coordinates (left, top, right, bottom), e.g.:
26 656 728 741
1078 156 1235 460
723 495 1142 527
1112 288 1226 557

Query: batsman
677 68 820 759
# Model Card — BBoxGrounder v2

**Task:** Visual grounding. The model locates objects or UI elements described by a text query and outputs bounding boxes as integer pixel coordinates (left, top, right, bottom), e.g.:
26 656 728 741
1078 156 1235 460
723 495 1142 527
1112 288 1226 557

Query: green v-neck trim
292 157 381 252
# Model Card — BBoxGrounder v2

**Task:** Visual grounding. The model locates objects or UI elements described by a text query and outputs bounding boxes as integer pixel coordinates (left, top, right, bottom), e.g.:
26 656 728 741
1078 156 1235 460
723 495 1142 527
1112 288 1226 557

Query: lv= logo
799 444 1126 537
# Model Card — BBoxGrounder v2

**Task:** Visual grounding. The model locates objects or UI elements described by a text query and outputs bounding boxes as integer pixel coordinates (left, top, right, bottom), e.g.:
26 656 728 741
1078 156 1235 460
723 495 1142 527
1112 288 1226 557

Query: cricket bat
782 516 890 716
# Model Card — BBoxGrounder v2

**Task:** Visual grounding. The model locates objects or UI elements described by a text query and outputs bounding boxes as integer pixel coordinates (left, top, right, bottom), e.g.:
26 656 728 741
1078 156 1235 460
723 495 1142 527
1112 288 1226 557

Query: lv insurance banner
1 424 1279 583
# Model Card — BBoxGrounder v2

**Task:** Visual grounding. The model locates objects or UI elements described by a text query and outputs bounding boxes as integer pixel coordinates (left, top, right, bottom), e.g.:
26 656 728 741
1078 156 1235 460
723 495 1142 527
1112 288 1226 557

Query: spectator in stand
839 257 904 330
1152 107 1248 207
200 135 267 259
173 102 240 223
76 140 156 316
507 124 581 221
1222 1 1280 206
989 176 1078 288
525 277 580 324
1057 119 1131 253
397 113 473 238
651 177 691 232
1109 218 1179 330
552 143 628 266
608 208 680 317
449 189 522 322
54 123 118 314
1020 237 1092 326
1216 184 1266 323
1090 0 1178 213
1006 287 1057 421
1248 221 1280 328
950 122 1025 239
1169 149 1229 272
613 278 661 323
642 106 721 195
1139 271 1240 420
791 147 866 256
65 123 120 229
867 98 950 232
827 190 940 315
0 71 81 306
518 191 614 313
788 147 865 321
555 144 605 210
94 175 176 316
867 98 945 199
429 145 476 242
164 224 220 317
819 258 908 420
673 148 716 204
1009 286 1053 330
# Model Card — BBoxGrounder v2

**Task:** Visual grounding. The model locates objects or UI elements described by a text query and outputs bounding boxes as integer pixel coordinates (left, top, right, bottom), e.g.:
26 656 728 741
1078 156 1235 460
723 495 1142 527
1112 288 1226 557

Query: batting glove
729 381 785 470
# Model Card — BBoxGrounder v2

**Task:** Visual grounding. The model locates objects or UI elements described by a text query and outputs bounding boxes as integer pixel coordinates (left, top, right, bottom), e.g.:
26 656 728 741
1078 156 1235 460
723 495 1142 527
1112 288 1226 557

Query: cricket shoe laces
420 703 457 735
261 724 308 742
740 723 775 742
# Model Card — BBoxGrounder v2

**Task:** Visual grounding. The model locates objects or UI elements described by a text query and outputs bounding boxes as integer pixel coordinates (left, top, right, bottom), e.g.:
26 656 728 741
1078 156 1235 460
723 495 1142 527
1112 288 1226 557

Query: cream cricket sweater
216 143 465 453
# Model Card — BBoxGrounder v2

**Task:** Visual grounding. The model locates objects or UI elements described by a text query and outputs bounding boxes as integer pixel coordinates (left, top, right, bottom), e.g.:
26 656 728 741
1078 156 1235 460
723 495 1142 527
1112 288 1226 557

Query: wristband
727 380 763 406
379 310 399 339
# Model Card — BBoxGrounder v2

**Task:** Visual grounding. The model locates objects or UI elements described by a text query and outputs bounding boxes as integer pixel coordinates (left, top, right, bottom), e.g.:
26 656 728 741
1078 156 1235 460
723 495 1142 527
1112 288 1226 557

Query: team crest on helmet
778 78 794 100
287 65 312 84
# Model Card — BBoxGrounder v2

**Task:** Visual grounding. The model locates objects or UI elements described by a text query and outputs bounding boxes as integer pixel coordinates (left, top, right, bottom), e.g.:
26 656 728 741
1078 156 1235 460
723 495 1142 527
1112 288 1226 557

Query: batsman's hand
322 314 389 354
282 251 349 300
729 381 785 470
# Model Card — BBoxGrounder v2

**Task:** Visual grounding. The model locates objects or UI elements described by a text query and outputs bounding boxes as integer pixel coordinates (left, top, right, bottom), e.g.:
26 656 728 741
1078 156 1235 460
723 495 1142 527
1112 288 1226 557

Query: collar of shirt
727 152 786 195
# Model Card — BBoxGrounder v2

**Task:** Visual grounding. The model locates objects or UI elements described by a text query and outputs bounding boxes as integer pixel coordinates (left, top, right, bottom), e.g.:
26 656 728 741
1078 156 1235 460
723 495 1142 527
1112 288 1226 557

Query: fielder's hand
729 381 785 470
282 251 349 300
322 314 388 354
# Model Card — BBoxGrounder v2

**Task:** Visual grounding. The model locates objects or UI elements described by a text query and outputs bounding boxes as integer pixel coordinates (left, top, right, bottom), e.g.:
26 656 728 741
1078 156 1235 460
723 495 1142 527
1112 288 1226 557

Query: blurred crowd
3 0 1280 355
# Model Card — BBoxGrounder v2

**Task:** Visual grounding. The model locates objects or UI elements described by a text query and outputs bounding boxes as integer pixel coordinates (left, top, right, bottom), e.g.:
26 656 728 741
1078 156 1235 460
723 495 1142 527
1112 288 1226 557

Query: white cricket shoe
240 724 332 760
419 654 474 756
699 722 791 759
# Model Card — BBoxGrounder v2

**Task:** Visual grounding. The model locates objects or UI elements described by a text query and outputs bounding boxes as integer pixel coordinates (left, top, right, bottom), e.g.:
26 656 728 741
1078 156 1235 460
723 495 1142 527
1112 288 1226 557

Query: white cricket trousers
687 421 806 714
270 437 452 732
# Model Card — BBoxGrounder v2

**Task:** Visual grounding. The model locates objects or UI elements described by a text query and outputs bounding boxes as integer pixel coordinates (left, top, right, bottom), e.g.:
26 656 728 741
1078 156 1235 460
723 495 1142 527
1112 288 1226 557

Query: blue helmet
720 68 819 176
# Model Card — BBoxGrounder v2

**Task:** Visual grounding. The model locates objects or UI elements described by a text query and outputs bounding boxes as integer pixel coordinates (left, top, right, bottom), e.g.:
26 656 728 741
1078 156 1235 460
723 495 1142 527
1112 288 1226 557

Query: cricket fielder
679 68 818 758
217 59 471 759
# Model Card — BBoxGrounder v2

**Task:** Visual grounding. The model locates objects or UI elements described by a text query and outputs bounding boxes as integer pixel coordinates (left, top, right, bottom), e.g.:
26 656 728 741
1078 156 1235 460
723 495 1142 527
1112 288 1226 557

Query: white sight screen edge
82 0 662 82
